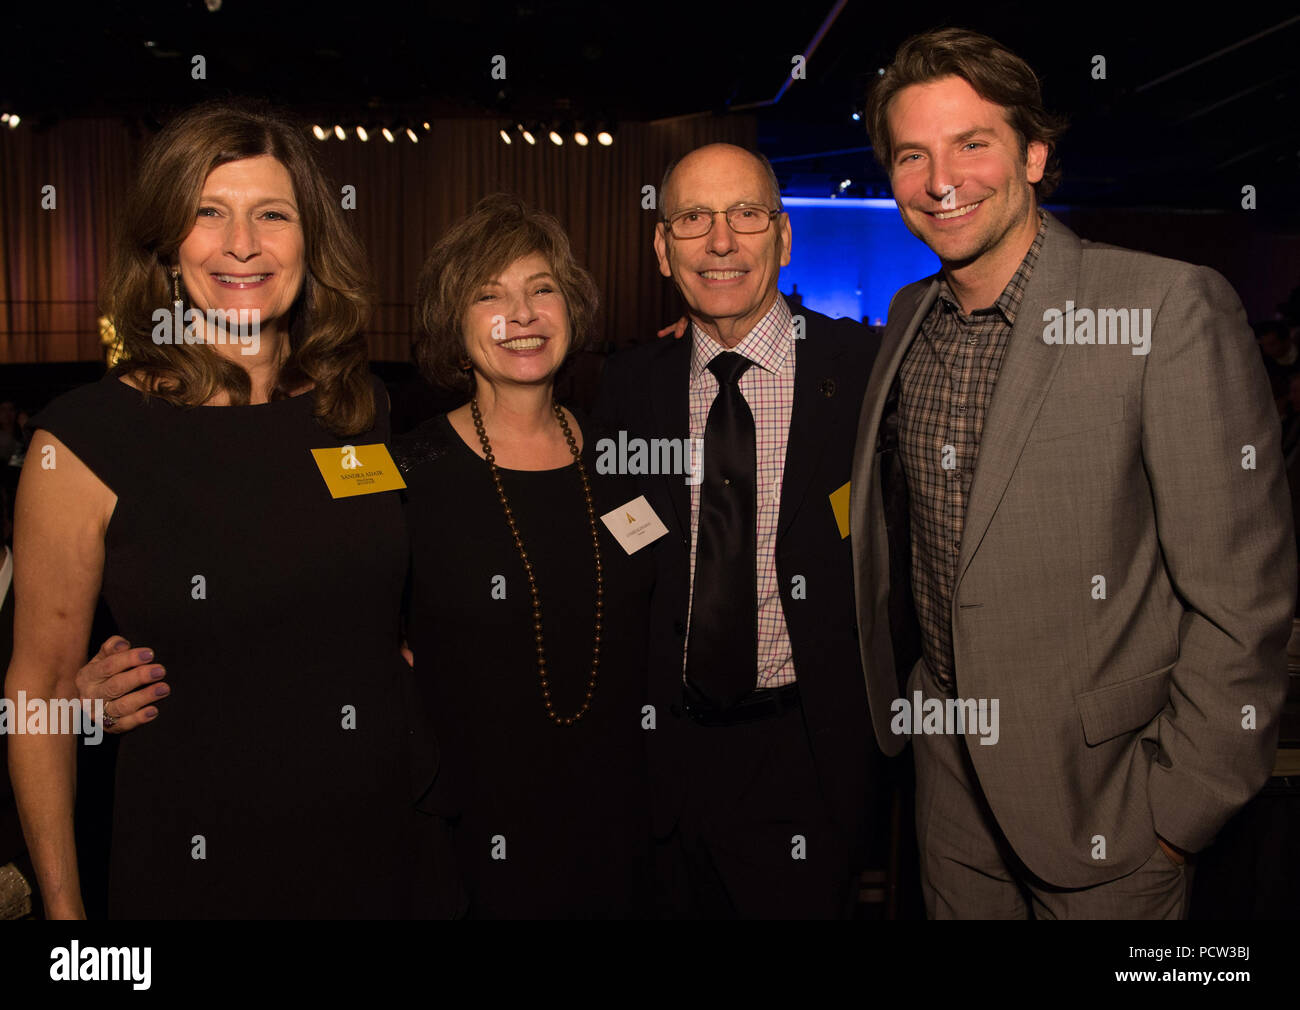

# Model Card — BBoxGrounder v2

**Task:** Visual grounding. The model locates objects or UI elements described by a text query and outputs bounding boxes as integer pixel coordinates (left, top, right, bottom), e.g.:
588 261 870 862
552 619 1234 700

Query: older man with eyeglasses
595 142 886 918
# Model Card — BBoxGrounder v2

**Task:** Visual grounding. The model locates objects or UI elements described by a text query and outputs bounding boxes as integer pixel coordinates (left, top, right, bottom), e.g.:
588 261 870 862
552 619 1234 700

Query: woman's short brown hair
415 194 599 393
103 99 375 436
865 27 1069 199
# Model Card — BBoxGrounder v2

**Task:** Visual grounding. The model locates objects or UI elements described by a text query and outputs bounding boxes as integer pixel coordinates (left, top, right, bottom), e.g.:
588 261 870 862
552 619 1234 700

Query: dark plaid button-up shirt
898 212 1047 691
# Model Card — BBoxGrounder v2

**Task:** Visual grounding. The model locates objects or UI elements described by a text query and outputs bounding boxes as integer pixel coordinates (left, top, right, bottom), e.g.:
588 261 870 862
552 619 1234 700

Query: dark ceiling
4 1 1299 223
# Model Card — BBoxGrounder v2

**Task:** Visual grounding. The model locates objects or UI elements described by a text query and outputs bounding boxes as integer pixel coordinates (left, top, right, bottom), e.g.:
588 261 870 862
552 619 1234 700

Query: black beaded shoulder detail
392 419 454 476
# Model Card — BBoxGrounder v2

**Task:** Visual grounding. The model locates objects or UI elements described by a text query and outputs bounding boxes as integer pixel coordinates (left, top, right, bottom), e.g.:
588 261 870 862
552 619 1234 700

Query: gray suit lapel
954 213 1081 591
851 278 937 755
851 280 937 521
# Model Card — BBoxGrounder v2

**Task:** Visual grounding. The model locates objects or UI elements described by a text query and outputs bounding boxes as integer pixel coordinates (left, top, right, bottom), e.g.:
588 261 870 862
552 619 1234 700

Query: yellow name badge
310 443 407 498
829 480 850 540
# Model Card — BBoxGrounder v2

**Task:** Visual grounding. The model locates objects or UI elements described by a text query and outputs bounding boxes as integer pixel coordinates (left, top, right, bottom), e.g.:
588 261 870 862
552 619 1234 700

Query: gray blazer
849 211 1295 886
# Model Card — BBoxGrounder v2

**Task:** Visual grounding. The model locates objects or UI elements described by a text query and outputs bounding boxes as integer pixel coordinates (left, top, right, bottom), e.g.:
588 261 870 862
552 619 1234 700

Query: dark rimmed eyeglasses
661 204 783 239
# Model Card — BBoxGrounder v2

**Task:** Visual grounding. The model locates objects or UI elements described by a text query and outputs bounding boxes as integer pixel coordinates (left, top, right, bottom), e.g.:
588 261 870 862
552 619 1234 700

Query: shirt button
967 336 978 345
953 540 961 553
955 406 967 415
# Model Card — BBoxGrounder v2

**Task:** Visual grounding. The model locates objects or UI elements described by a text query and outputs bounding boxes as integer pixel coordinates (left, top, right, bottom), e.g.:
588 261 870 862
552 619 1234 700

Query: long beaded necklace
470 397 603 726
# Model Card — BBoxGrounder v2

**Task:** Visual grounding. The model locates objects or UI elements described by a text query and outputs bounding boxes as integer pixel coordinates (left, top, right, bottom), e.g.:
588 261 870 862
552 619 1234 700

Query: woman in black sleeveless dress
31 376 442 918
7 102 457 919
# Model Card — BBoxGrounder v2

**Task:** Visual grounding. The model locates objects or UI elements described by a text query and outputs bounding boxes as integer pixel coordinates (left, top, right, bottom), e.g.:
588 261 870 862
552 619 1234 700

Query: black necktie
686 351 758 708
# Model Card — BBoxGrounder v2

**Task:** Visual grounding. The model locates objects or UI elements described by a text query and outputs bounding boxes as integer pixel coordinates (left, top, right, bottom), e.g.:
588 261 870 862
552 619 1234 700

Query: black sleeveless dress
395 412 654 918
32 374 457 919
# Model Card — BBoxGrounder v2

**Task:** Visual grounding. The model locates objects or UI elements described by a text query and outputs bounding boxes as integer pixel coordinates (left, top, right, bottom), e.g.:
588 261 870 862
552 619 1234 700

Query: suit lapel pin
820 378 836 398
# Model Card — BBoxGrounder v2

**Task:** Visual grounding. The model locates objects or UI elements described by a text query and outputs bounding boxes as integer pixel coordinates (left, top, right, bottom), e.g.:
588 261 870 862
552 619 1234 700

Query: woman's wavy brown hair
415 193 599 394
866 27 1069 199
103 100 375 436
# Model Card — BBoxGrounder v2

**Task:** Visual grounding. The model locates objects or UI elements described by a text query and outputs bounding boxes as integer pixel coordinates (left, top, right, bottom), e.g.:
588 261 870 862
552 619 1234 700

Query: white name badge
600 495 669 555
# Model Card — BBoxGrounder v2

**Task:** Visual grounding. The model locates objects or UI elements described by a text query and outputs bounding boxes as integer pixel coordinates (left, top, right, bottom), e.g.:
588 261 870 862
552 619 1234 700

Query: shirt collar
934 208 1047 326
689 293 794 382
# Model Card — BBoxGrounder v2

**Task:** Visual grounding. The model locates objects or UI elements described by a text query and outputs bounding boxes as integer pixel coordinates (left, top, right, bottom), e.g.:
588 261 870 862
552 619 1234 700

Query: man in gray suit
850 27 1295 918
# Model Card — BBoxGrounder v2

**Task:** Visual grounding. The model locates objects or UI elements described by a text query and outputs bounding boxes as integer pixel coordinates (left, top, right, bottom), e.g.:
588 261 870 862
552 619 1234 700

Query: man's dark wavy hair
866 27 1069 199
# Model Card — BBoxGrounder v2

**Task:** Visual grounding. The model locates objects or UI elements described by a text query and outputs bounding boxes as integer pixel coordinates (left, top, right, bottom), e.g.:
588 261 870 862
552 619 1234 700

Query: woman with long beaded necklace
393 194 655 918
